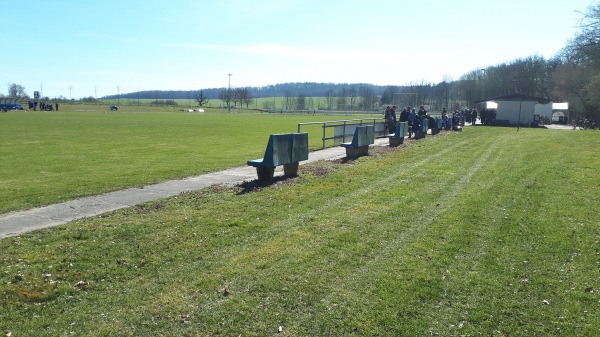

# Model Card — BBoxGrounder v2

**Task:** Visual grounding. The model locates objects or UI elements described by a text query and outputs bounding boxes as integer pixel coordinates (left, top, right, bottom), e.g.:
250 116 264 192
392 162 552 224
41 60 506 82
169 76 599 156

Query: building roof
474 94 551 104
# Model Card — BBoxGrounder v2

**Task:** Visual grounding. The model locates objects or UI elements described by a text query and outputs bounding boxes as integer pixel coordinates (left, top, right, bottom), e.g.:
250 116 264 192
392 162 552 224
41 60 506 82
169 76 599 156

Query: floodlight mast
481 69 486 103
228 74 232 113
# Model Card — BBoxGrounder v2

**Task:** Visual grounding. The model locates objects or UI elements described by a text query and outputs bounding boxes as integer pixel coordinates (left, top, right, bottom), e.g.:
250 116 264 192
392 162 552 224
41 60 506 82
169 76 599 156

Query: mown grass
1 127 598 336
0 106 370 213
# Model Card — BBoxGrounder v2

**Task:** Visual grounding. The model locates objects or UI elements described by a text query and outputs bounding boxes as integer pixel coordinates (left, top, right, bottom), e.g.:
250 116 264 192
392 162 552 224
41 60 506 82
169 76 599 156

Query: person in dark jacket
399 107 410 123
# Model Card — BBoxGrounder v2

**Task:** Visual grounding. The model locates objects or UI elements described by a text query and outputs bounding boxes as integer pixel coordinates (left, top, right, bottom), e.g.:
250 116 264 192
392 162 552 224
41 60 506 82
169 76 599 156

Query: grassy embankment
1 126 598 336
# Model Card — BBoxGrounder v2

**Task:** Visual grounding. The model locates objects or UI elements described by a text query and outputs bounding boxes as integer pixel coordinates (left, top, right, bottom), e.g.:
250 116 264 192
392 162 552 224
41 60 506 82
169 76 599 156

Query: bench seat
387 122 408 146
248 133 309 181
341 125 374 157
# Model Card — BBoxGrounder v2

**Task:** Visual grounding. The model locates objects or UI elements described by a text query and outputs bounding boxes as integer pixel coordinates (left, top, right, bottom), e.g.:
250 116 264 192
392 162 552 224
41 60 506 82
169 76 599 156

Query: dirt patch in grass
331 143 405 165
300 161 339 177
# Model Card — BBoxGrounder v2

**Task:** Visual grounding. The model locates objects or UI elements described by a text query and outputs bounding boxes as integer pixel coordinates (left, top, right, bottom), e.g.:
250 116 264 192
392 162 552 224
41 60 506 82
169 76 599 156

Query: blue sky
2 0 595 99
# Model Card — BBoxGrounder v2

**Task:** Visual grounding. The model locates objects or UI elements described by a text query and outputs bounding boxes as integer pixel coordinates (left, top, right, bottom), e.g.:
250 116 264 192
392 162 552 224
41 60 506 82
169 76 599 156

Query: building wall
496 101 536 125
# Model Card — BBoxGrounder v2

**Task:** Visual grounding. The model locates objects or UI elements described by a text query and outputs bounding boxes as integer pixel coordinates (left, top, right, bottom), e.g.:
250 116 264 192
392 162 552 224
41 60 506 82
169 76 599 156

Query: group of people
384 105 432 138
443 107 497 126
27 101 59 111
384 105 492 136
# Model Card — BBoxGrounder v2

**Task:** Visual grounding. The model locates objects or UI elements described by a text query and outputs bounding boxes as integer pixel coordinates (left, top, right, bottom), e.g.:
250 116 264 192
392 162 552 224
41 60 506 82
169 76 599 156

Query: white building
476 94 553 126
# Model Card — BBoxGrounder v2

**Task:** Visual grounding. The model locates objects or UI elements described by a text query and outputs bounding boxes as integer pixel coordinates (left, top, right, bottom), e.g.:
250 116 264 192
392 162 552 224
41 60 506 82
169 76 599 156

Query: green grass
1 127 598 336
0 106 374 213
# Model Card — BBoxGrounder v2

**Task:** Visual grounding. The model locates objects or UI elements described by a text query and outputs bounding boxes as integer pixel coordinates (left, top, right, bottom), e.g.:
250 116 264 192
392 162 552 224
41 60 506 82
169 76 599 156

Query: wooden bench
341 125 374 157
247 132 309 181
387 122 408 146
414 118 428 139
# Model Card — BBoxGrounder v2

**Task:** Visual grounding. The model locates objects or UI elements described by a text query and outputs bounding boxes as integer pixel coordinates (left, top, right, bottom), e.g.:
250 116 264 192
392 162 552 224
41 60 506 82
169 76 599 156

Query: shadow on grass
236 175 299 194
236 144 407 194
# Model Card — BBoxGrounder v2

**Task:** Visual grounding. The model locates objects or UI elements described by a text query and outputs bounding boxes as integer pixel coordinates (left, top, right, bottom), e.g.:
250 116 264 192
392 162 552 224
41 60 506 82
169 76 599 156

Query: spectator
442 108 450 129
408 108 417 138
418 105 427 118
399 107 410 123
390 105 397 132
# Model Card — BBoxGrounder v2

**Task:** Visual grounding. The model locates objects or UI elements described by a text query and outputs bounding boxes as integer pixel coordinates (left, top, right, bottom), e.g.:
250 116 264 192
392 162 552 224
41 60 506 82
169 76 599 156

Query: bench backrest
290 132 309 163
351 125 374 147
395 122 408 137
263 133 309 167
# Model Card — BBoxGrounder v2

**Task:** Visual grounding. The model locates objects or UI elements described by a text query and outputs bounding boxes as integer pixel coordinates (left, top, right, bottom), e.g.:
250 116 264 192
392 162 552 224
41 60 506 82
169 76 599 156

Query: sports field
0 105 363 213
1 108 599 336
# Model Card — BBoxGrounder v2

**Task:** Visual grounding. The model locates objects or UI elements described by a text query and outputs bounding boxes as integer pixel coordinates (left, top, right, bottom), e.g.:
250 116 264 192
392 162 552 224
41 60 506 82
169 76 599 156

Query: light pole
481 69 486 103
227 73 232 113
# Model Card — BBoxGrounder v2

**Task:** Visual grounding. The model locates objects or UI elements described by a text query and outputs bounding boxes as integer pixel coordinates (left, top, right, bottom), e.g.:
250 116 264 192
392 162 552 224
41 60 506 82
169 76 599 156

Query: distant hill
102 82 394 99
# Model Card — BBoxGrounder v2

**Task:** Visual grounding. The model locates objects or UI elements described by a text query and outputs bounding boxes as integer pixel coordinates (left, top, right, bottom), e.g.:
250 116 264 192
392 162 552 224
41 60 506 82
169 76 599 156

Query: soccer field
0 106 367 213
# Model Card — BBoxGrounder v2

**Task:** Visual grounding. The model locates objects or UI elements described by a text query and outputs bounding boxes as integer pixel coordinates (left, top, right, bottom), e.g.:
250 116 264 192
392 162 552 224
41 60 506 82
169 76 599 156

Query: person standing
390 105 397 133
384 106 394 134
383 105 396 133
408 108 417 138
441 108 450 129
399 107 410 123
418 105 427 118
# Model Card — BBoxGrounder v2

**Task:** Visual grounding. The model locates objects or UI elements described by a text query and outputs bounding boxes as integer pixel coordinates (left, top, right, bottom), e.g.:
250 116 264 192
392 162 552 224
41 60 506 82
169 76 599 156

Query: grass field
0 106 375 213
1 125 599 336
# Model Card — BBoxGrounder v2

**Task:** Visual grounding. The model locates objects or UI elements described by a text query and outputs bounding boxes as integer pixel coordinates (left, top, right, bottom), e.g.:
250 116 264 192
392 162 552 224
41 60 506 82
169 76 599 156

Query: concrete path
0 139 389 238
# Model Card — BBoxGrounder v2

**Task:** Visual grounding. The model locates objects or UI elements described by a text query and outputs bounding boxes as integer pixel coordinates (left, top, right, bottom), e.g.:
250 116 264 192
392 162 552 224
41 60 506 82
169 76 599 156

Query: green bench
340 125 374 157
247 133 309 181
387 122 408 146
430 117 442 135
414 118 429 139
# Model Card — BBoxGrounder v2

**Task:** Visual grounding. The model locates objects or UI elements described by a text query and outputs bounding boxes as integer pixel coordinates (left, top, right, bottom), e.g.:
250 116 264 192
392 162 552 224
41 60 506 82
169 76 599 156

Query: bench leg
389 137 404 146
345 147 358 157
345 145 369 158
255 166 275 181
283 162 299 176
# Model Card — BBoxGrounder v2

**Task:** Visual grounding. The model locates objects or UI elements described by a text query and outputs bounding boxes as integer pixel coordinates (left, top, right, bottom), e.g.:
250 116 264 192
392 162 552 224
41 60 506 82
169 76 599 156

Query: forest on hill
102 82 387 100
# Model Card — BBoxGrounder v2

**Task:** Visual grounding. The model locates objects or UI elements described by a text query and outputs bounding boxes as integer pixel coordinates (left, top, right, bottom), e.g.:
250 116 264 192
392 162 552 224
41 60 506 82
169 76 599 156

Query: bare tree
219 89 232 109
283 90 293 110
232 88 244 107
552 63 594 112
8 83 28 98
336 88 347 110
572 3 600 63
348 86 357 110
195 89 209 107
358 86 376 110
296 93 306 110
324 89 335 110
238 87 254 108
458 70 479 106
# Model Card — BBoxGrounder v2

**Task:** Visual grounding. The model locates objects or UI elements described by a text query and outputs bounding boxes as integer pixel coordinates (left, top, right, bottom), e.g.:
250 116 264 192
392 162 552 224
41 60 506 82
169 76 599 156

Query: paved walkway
0 139 389 238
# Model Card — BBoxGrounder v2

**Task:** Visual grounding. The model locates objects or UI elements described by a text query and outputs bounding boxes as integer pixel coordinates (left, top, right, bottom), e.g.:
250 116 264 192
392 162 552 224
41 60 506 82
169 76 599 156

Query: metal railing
298 118 387 149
